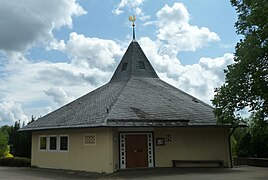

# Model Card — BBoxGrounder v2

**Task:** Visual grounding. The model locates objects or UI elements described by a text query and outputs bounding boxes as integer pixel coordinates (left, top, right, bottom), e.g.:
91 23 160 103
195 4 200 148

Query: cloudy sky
0 0 239 126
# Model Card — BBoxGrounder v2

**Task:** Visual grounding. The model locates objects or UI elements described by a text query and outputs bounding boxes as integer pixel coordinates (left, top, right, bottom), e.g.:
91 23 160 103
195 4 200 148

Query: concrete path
0 166 267 180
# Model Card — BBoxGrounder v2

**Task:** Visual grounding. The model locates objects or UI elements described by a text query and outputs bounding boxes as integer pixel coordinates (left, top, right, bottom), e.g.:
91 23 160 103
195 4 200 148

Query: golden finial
129 15 136 26
129 15 136 40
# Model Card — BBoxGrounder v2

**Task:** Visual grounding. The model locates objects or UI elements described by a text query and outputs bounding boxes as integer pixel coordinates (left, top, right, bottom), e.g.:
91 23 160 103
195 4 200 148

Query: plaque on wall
156 138 165 146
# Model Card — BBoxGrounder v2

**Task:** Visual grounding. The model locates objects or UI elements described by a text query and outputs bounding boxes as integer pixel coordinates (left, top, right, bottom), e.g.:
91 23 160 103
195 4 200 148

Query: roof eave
19 123 231 132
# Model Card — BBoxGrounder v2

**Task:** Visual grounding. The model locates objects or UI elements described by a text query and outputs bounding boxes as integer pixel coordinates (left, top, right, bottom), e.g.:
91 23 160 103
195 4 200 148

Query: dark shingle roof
21 41 218 131
110 41 158 82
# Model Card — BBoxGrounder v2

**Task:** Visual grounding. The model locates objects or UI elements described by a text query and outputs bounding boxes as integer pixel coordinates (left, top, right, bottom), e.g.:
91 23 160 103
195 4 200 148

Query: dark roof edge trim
19 124 231 131
107 119 190 122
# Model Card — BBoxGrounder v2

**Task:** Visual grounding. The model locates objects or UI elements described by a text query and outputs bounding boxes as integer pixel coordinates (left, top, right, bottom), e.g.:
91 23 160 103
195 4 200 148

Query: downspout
228 126 238 168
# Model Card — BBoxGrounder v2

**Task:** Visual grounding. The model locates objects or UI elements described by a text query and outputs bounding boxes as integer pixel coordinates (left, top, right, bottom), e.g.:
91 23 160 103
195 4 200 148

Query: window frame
39 135 48 151
59 135 69 152
48 135 58 151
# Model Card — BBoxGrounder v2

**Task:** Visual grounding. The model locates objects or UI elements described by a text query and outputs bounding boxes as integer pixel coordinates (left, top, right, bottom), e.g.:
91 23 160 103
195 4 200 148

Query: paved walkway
0 166 267 180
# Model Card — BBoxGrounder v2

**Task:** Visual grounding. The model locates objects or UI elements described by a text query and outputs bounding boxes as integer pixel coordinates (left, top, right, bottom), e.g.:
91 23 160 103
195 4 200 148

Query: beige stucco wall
32 127 230 173
32 128 116 173
154 127 230 167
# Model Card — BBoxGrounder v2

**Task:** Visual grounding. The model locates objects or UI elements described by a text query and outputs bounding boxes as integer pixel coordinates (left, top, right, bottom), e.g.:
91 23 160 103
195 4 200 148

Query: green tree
212 0 268 125
236 131 253 157
9 121 32 158
0 132 8 157
232 112 268 157
250 112 268 157
0 125 11 138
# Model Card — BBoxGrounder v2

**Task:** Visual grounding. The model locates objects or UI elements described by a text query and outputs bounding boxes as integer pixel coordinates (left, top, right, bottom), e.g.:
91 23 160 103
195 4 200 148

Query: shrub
5 151 13 158
0 157 31 167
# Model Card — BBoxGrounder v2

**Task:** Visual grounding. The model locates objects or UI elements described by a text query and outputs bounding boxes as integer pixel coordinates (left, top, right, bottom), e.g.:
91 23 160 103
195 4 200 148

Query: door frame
119 132 154 169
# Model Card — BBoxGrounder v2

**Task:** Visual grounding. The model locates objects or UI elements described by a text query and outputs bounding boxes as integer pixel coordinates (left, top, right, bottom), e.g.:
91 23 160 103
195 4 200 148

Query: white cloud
175 55 234 103
0 1 124 125
0 1 234 126
113 0 149 21
139 37 234 104
0 57 111 103
65 32 124 70
0 0 86 52
44 87 74 105
199 53 234 82
138 2 231 102
156 3 220 51
113 0 144 15
0 58 107 122
49 40 66 51
157 3 190 24
0 101 29 123
0 33 125 123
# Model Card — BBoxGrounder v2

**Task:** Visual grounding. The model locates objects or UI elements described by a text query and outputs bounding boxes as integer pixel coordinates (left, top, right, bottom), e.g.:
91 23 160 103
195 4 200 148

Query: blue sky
0 0 239 126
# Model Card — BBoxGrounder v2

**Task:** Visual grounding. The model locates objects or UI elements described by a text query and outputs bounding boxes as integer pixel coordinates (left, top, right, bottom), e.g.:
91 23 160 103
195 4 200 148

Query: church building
21 22 231 173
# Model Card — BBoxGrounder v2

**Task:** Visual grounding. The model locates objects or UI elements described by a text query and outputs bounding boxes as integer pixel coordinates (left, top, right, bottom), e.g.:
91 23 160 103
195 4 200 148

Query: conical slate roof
110 41 158 82
22 41 217 131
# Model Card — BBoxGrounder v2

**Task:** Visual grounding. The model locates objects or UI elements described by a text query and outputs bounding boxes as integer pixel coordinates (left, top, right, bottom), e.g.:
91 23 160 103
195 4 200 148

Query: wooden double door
125 134 148 168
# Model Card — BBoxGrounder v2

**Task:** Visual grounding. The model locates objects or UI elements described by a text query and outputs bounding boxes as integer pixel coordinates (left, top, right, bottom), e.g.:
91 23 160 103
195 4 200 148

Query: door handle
134 150 142 153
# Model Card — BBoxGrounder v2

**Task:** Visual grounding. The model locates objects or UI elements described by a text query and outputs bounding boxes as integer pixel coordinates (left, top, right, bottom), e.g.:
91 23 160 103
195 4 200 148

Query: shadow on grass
0 157 31 167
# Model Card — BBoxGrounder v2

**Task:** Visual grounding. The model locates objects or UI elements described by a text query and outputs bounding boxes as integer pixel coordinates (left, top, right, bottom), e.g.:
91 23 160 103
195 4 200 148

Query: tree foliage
212 0 268 125
0 132 8 157
0 125 11 157
9 121 32 158
233 112 268 157
0 117 35 158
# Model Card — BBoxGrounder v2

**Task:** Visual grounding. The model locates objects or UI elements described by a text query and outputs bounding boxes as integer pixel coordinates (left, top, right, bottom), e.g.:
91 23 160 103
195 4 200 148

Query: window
60 136 68 151
49 136 57 150
39 136 47 150
121 62 128 71
138 61 145 69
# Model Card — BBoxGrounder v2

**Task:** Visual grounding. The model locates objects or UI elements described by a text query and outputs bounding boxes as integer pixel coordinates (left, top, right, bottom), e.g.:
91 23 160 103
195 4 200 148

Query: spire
109 16 158 82
129 15 136 40
110 41 159 82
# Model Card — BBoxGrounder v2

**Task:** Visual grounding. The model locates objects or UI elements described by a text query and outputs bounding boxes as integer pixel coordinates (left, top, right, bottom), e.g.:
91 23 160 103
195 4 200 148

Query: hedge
0 157 31 167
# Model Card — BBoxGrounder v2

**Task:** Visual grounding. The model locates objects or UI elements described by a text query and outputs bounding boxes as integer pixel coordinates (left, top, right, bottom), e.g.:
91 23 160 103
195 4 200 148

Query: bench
172 160 224 168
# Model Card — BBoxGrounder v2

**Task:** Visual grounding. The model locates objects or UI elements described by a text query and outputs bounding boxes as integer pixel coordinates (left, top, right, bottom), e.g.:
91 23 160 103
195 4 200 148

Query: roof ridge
103 79 131 124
